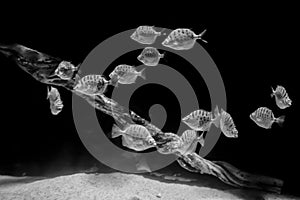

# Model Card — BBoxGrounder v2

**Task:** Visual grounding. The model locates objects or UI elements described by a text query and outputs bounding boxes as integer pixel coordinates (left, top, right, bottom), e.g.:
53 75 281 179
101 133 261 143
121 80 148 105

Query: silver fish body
73 74 109 96
162 28 207 50
250 107 285 129
111 124 156 151
47 86 63 115
182 105 220 132
130 26 165 45
217 108 238 138
156 132 182 155
137 47 164 66
54 61 77 80
271 85 292 109
177 130 205 156
109 65 146 86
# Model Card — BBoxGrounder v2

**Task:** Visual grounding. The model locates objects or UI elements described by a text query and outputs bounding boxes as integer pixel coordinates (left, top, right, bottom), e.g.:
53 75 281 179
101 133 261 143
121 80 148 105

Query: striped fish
111 124 156 151
73 74 109 96
47 86 63 115
137 47 164 67
162 28 207 50
130 25 165 45
250 107 285 129
177 129 204 156
271 85 292 109
182 105 220 132
218 108 238 138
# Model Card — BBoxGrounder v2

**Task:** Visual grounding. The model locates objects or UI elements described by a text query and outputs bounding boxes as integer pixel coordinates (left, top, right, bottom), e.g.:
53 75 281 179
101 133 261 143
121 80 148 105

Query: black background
0 9 298 196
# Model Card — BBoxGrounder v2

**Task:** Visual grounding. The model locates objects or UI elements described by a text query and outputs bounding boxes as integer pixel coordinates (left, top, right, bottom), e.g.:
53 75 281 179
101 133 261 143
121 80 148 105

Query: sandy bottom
0 173 299 200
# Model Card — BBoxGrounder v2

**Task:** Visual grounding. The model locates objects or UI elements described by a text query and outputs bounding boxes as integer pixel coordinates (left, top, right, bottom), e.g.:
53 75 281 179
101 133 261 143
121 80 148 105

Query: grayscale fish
177 129 205 156
162 28 207 50
271 85 292 109
109 65 146 87
46 86 63 115
130 25 165 45
73 74 109 96
182 105 220 132
111 124 156 151
216 108 238 138
54 61 77 80
250 107 285 129
137 47 165 66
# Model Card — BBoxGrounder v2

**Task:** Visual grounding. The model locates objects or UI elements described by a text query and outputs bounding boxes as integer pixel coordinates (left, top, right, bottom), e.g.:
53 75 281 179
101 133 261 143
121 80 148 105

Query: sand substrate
0 173 299 200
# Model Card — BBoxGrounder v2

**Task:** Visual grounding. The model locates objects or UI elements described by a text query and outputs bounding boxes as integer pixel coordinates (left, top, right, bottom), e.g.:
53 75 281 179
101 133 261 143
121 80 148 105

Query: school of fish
26 25 293 159
249 85 291 129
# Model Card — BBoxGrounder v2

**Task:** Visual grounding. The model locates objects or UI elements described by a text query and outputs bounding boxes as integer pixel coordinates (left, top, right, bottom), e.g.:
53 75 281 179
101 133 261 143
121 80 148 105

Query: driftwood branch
178 153 283 193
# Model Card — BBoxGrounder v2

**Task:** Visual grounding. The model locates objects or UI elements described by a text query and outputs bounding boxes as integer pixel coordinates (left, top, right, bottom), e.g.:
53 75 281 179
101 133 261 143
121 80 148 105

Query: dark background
0 10 298 196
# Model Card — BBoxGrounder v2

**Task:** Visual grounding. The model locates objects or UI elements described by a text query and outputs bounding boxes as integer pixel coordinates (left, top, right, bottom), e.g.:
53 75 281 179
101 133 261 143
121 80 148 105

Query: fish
109 65 146 87
111 124 156 151
182 105 220 132
137 47 165 66
177 129 205 156
46 86 63 115
271 85 292 109
130 25 165 45
216 108 239 138
250 107 285 129
73 74 110 96
162 28 207 50
54 61 77 80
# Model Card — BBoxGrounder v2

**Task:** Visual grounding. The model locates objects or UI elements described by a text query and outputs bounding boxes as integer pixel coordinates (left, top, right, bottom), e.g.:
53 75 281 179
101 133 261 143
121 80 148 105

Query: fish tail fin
271 86 275 98
196 29 208 43
139 68 146 80
212 105 221 128
110 124 123 138
108 77 119 87
197 133 205 147
287 97 292 105
276 115 285 127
